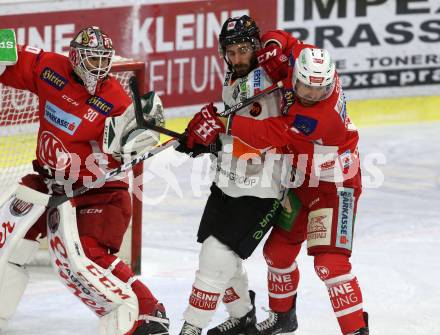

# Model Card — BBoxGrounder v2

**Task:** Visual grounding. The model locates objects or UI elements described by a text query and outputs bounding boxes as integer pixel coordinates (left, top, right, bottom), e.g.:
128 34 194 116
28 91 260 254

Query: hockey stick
139 123 184 139
47 80 283 208
129 76 184 139
217 80 284 117
129 76 147 128
47 78 183 208
124 80 284 140
47 139 179 208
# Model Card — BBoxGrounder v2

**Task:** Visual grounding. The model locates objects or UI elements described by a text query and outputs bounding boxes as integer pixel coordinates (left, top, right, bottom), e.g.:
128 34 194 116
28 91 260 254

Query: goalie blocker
0 29 18 75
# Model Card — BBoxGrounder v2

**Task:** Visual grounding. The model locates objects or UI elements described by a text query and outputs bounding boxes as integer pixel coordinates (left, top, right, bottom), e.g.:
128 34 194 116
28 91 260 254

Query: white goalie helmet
292 48 336 103
69 26 115 95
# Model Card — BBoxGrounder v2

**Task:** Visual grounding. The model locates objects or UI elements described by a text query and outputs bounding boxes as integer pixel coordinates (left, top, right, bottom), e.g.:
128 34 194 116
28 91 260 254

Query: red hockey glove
256 44 289 82
186 103 225 149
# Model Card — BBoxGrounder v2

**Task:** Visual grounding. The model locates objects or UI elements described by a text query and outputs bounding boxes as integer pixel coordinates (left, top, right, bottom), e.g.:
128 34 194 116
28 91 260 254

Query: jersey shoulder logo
87 95 114 116
40 67 68 90
44 101 82 135
292 114 318 135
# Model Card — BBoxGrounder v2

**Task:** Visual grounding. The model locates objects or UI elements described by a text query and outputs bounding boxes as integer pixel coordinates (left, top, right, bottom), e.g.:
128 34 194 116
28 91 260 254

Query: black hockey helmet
218 15 261 58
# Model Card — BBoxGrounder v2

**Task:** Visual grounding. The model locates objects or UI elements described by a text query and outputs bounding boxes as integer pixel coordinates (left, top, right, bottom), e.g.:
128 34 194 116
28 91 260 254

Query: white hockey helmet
69 26 115 95
292 48 336 103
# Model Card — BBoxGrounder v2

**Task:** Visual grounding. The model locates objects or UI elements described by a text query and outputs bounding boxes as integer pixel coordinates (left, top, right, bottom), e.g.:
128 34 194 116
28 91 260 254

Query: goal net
0 58 145 274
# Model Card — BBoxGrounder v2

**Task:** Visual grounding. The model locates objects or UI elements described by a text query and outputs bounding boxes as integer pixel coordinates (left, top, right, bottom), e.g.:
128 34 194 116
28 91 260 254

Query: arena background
1 0 439 133
1 1 440 334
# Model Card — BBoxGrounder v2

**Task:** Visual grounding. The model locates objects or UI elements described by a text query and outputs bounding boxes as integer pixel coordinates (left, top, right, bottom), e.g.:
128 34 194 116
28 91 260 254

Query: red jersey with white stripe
230 31 361 185
0 45 130 188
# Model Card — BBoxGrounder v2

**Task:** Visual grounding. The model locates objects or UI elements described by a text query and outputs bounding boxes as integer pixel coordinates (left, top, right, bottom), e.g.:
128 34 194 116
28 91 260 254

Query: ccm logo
62 94 80 106
79 208 103 214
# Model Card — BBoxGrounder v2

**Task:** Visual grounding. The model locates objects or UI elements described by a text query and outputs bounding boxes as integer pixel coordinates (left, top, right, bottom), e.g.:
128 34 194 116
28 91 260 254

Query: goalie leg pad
47 201 139 335
81 236 159 316
0 239 39 329
0 263 29 327
0 184 47 329
183 236 240 329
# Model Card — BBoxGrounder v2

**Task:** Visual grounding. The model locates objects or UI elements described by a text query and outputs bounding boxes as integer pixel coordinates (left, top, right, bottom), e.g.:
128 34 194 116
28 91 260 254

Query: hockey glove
103 91 164 162
175 136 222 158
256 44 289 82
185 103 225 149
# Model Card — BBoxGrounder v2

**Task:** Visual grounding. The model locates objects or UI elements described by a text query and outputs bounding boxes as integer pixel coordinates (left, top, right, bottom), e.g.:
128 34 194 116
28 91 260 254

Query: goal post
0 58 145 274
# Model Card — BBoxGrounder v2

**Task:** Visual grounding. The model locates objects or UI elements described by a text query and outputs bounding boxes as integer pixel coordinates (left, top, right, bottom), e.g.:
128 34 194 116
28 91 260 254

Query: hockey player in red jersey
175 16 289 335
0 27 168 335
229 31 370 335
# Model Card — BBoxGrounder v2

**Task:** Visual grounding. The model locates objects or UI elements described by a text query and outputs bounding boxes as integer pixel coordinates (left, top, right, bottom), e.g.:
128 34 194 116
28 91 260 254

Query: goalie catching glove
103 91 165 162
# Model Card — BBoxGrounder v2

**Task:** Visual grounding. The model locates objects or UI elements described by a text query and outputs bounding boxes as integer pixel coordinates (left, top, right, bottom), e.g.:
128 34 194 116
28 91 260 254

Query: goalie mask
219 15 261 75
69 26 115 95
292 48 336 105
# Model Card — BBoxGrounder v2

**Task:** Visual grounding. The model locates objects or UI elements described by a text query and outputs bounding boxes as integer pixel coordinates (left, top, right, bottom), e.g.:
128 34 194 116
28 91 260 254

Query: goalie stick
128 76 148 128
48 78 183 208
129 76 184 139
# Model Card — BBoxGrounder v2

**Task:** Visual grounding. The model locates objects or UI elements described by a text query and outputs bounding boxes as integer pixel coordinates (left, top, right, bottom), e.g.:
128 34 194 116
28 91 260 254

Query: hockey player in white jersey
175 15 289 335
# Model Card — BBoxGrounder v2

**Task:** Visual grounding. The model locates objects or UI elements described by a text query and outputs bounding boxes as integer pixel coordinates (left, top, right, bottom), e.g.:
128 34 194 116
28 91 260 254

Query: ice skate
132 303 169 335
179 321 202 335
247 304 297 335
207 290 257 335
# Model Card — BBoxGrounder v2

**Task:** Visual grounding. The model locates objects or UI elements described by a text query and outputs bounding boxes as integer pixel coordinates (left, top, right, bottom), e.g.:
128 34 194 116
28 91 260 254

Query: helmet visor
293 77 335 103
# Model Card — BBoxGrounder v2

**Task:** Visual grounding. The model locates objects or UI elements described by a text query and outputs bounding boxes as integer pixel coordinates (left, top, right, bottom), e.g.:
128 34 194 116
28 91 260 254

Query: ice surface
4 122 440 334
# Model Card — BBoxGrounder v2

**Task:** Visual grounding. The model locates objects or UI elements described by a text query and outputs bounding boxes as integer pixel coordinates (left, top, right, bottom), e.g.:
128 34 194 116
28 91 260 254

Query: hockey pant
183 236 252 329
263 181 367 334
